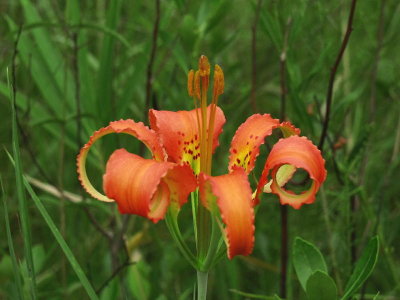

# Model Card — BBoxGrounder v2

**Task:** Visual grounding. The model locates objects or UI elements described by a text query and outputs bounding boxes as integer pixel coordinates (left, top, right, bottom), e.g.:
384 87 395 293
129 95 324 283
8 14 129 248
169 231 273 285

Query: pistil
206 65 224 174
198 55 210 174
187 55 224 265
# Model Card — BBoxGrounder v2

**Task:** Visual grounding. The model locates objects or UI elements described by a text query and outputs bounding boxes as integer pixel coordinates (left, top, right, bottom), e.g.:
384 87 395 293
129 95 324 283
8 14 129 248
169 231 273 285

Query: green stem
197 202 211 261
196 270 209 300
202 215 221 270
191 191 198 247
165 210 197 269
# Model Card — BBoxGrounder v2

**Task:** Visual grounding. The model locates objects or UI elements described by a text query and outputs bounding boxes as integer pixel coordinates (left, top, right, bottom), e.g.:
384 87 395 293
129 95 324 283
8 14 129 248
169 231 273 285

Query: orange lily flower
77 56 326 260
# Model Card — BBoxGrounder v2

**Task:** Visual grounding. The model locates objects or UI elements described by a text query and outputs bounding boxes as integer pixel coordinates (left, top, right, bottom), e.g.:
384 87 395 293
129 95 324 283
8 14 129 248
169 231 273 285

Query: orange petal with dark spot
229 114 300 173
149 106 226 173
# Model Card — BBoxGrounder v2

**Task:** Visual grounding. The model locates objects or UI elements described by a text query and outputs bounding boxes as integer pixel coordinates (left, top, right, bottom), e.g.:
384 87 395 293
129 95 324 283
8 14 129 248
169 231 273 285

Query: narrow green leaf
19 0 75 110
128 261 151 300
5 126 98 299
0 81 77 151
229 289 281 300
293 237 328 291
306 271 337 300
259 7 283 53
6 17 63 117
1 176 24 300
8 68 37 300
21 174 99 300
372 291 380 300
96 0 123 124
341 236 379 300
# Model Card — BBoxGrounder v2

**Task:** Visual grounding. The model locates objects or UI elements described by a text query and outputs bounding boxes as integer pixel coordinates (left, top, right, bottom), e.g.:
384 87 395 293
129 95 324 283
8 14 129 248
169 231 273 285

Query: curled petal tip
76 119 167 205
257 135 326 208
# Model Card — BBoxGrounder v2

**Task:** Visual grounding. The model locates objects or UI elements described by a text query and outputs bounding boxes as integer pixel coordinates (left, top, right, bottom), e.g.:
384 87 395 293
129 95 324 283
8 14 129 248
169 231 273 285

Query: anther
187 69 194 97
194 70 201 100
198 55 210 77
213 64 224 96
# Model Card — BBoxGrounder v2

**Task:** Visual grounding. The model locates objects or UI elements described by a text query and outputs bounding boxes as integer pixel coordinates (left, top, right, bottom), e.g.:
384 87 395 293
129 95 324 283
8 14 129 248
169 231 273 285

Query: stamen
187 69 194 97
205 64 225 173
213 64 224 97
194 70 201 100
198 55 210 77
199 55 210 92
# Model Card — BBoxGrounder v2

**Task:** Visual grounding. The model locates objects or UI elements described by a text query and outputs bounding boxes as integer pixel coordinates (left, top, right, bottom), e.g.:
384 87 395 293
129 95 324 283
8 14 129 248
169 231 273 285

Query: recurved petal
199 167 255 259
103 149 197 223
256 136 327 209
77 119 167 202
149 106 226 173
263 164 296 193
229 115 301 174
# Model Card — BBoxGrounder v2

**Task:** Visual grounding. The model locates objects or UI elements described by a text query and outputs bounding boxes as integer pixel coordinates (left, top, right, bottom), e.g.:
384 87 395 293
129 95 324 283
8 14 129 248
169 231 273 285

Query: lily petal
229 114 300 173
77 119 166 202
199 167 255 259
149 106 226 173
103 149 197 223
256 136 326 209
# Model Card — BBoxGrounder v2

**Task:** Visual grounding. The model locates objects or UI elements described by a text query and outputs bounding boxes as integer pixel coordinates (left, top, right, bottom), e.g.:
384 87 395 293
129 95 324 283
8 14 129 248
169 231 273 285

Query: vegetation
1 0 399 299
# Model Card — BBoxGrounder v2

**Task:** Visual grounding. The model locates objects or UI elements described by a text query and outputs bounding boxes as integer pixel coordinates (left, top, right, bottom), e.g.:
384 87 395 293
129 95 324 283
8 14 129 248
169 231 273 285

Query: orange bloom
77 56 326 259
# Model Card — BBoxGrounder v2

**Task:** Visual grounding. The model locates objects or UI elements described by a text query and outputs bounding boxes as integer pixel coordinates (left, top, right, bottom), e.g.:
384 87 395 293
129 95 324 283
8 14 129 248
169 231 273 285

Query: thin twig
145 0 160 113
72 32 82 149
84 207 113 240
279 205 288 298
96 259 135 294
278 17 292 299
279 18 291 122
250 0 262 113
318 0 358 151
26 176 81 202
11 27 22 111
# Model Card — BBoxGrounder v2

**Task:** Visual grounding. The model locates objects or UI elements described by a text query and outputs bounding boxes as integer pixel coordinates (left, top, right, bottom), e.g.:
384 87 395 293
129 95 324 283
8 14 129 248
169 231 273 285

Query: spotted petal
228 114 300 173
77 119 166 202
256 136 327 209
104 149 197 223
199 167 255 259
149 106 226 174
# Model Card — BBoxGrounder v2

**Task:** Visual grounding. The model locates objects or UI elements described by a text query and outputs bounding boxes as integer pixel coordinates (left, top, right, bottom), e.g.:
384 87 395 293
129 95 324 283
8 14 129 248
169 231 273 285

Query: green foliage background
0 0 399 299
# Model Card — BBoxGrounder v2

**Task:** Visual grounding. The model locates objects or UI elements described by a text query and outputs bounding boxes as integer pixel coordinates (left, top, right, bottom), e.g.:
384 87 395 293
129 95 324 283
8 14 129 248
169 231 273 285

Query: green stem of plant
165 209 197 269
197 192 211 261
197 270 209 300
202 214 221 270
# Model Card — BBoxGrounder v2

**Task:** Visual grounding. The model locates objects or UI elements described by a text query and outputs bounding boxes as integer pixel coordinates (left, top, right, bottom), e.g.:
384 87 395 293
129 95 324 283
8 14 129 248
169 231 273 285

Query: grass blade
7 66 98 299
6 150 100 300
22 175 99 300
8 67 37 300
1 176 24 300
341 236 380 300
96 0 123 125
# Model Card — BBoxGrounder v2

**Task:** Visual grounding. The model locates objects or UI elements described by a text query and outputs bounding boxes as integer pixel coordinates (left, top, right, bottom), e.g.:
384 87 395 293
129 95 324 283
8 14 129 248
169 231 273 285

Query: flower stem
196 270 208 300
